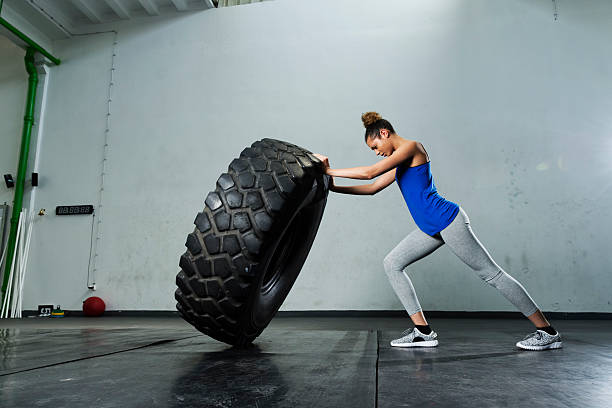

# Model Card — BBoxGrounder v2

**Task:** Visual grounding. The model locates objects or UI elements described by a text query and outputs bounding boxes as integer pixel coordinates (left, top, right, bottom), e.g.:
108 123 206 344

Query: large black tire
175 138 331 347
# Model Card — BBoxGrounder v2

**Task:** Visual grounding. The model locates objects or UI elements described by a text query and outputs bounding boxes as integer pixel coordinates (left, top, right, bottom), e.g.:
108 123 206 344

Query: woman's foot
516 328 563 350
390 327 438 347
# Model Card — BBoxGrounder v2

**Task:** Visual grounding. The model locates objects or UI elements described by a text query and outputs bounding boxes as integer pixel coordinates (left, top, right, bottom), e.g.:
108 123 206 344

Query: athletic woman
312 112 562 351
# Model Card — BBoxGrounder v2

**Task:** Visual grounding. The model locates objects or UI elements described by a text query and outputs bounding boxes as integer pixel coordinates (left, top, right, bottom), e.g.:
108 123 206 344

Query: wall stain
520 251 529 274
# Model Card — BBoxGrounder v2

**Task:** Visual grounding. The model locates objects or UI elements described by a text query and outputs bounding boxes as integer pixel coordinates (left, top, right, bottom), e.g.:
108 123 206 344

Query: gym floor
1 316 610 407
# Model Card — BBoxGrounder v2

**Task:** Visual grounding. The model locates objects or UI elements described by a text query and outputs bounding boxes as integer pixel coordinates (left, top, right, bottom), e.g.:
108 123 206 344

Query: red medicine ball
83 296 106 317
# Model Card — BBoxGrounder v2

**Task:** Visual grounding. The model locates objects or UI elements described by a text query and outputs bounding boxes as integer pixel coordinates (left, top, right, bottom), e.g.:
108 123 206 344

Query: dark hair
362 111 396 142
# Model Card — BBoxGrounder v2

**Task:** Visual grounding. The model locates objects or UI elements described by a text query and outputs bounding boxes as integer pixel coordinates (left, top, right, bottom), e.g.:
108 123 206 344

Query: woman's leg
383 228 445 325
439 207 542 320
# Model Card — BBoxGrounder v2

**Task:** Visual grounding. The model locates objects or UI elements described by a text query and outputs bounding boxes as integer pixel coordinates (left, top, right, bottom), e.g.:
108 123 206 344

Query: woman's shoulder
409 140 430 162
399 138 419 145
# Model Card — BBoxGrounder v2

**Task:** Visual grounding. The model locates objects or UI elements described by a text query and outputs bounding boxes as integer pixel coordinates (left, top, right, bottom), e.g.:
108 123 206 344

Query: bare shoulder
394 139 417 153
408 140 430 161
404 139 422 148
401 139 418 146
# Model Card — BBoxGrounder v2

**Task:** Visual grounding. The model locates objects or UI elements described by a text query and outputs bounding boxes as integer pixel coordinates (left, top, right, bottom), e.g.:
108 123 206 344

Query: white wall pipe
1 210 22 318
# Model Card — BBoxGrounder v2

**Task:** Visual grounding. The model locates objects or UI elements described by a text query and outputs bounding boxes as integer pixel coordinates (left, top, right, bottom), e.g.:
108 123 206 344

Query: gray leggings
383 206 539 317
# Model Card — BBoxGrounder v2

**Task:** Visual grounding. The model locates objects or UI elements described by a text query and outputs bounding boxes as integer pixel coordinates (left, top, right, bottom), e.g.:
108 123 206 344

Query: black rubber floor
1 317 610 407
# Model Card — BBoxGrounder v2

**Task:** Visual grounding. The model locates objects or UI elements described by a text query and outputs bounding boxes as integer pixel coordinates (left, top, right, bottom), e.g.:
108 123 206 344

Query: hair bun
361 111 382 128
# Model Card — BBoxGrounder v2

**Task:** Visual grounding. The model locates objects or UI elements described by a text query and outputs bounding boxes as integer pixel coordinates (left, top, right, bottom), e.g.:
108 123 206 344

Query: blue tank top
395 160 460 236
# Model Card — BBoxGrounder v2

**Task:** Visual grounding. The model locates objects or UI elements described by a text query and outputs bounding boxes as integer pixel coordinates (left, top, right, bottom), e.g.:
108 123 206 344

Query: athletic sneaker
516 329 563 350
390 327 438 347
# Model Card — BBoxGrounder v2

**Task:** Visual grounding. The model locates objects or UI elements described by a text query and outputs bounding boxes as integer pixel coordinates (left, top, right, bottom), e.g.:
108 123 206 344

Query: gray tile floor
1 316 610 407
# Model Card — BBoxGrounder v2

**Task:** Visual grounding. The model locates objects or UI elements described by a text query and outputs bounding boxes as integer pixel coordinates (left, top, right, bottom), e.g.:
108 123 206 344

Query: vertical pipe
1 47 38 304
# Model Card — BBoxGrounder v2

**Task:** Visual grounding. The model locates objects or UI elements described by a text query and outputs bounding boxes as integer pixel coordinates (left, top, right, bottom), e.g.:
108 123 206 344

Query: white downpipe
0 228 7 278
0 209 33 319
1 210 23 318
12 211 23 317
10 213 24 318
17 209 34 318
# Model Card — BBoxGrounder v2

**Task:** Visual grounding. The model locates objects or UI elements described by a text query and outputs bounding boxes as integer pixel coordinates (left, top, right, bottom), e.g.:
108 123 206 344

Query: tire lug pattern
251 141 266 148
295 154 313 168
179 253 196 277
217 298 242 318
270 161 286 174
263 148 277 159
205 279 223 299
245 191 263 210
240 147 259 158
217 173 234 190
176 271 191 295
195 257 212 277
243 232 262 256
203 234 220 254
286 162 304 179
268 140 287 151
226 190 243 208
222 235 241 256
238 172 255 188
205 192 222 210
254 211 273 232
264 191 283 212
249 157 267 171
232 212 251 232
280 152 296 162
189 277 206 295
213 258 232 279
224 277 249 299
216 315 238 330
232 254 252 276
175 289 191 311
257 173 276 190
201 298 221 317
305 152 321 164
276 174 296 195
230 158 249 172
214 211 231 231
200 313 222 329
186 297 204 314
194 212 211 233
177 138 330 347
185 233 202 255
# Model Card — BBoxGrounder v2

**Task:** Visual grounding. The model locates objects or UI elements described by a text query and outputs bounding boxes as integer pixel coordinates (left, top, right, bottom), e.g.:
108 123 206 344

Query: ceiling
1 0 218 39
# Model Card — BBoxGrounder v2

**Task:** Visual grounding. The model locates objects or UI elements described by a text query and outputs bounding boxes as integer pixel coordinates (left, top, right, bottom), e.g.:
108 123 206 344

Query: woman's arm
328 168 396 195
330 180 375 195
326 141 418 180
327 166 371 180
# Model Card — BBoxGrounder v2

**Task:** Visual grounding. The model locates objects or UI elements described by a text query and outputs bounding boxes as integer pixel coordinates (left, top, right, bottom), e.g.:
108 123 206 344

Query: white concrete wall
15 0 612 312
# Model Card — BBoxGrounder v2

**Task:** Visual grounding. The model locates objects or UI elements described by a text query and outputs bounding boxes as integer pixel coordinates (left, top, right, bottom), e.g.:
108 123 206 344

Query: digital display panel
56 205 94 215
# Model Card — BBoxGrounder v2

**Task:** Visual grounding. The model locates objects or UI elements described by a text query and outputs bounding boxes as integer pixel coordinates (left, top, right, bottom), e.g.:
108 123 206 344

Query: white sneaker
516 329 563 350
390 327 438 348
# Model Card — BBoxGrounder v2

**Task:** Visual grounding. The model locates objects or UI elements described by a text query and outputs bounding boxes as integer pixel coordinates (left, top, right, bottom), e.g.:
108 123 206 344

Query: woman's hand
312 153 330 174
329 175 336 191
312 153 335 190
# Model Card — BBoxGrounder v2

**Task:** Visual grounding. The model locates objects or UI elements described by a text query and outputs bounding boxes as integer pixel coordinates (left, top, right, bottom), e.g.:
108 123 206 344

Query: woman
312 112 562 351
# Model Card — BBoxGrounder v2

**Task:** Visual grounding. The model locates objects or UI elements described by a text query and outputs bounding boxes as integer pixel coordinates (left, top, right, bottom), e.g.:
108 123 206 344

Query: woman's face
366 130 392 157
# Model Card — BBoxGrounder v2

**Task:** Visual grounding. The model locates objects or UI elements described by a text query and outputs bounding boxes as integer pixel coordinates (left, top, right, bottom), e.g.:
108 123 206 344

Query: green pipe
0 1 60 306
1 48 38 304
0 17 61 65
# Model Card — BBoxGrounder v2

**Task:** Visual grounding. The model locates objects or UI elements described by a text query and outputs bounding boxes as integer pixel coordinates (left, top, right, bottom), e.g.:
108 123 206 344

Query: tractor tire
175 138 331 347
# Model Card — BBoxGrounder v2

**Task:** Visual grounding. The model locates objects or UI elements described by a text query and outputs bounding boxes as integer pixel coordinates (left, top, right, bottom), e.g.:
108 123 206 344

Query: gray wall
6 0 611 312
